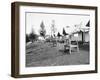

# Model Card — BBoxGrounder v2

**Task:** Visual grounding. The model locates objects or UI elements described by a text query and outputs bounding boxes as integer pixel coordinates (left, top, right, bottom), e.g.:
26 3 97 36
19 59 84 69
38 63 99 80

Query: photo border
11 2 98 78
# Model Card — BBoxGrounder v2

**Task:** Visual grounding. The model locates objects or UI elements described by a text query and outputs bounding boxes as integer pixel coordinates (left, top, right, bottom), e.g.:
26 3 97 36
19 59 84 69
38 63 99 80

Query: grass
26 41 89 67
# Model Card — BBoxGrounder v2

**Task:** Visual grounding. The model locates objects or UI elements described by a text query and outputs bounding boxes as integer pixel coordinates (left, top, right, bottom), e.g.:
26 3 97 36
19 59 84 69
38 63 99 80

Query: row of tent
54 20 90 37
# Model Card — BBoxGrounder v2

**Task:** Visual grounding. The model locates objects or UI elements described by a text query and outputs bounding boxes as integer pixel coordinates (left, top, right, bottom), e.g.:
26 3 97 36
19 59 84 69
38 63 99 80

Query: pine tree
57 32 61 37
26 34 30 43
39 21 46 38
63 28 68 36
29 28 38 42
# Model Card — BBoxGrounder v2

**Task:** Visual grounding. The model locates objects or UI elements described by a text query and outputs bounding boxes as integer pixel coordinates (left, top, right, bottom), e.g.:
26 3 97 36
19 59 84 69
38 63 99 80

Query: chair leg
69 47 71 54
77 46 79 53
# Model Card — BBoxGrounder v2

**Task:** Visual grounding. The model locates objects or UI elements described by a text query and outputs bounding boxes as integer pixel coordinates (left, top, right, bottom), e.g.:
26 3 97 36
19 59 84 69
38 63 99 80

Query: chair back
69 33 79 45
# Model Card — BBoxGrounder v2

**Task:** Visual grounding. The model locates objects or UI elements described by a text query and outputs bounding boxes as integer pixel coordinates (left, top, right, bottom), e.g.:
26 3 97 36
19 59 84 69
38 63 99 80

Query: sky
26 12 90 35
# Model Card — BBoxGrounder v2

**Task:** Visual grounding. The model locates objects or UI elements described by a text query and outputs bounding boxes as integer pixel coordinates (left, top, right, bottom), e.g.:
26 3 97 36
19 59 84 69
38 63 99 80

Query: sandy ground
26 41 89 67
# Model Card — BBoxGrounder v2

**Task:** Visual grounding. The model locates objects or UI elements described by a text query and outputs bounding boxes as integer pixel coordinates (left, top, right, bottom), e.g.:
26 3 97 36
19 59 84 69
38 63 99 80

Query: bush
26 34 30 43
29 32 38 42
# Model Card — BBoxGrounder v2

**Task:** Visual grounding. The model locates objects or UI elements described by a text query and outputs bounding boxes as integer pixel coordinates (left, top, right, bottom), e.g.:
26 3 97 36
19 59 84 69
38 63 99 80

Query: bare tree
51 20 57 37
50 20 57 46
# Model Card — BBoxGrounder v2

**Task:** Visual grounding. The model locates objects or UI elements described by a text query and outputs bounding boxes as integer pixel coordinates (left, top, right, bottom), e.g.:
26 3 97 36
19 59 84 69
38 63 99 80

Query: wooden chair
64 34 79 54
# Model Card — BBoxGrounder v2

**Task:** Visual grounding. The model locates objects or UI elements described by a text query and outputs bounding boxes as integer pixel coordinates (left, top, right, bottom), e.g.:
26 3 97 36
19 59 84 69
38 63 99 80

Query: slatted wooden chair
64 33 79 54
